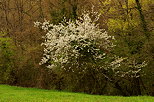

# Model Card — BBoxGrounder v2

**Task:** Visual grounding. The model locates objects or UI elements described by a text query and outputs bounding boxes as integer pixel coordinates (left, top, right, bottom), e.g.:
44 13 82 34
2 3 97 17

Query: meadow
0 84 153 102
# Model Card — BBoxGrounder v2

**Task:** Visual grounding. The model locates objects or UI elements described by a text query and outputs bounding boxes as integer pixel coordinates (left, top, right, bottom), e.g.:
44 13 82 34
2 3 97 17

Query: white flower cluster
35 12 115 71
115 60 147 78
110 56 126 70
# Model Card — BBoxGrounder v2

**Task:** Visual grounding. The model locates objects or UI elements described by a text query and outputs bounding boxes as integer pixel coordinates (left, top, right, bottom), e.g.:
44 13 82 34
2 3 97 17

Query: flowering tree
34 12 116 71
34 11 147 95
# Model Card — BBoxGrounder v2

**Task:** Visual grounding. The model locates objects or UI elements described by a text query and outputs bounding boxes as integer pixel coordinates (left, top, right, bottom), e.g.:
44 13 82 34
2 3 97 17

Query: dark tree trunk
131 77 141 95
135 0 150 39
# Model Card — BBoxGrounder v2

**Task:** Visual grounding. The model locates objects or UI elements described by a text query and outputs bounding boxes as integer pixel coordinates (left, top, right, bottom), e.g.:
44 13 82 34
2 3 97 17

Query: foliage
99 0 153 95
0 32 15 84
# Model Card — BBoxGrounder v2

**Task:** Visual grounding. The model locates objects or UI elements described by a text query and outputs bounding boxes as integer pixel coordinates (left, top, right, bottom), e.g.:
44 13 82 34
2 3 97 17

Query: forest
0 0 154 96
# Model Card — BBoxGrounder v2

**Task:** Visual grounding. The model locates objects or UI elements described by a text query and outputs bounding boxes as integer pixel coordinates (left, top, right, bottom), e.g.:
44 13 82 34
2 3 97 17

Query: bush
0 32 15 84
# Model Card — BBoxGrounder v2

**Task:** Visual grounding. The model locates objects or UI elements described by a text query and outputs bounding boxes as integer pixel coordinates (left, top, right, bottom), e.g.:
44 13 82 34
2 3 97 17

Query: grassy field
0 84 153 102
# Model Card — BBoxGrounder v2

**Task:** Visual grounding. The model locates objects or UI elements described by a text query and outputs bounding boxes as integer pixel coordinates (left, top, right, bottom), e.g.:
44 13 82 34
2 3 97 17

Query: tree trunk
135 0 150 39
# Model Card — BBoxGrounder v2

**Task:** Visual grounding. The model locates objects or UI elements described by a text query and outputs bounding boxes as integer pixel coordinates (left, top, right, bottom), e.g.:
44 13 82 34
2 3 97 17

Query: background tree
99 0 154 95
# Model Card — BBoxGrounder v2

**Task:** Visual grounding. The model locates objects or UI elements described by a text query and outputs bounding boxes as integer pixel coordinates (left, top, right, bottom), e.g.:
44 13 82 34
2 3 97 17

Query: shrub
0 32 15 84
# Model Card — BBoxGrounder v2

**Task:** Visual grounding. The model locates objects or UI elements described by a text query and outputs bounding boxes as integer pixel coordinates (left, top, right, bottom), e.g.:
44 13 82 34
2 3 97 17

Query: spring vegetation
0 85 154 102
0 0 154 96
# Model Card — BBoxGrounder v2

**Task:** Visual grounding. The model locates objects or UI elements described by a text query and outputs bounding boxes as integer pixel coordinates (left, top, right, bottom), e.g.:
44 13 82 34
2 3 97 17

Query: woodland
0 0 154 96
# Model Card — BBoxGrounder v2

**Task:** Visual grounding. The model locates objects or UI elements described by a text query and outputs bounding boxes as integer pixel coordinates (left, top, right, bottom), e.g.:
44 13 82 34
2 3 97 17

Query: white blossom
35 11 118 73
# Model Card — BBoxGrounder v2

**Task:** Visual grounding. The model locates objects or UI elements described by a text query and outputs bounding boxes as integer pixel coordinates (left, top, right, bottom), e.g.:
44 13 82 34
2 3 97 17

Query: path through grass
0 84 153 102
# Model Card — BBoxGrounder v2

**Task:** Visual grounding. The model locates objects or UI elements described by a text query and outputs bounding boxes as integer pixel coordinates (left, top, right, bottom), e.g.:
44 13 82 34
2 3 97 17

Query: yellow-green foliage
0 32 15 84
107 19 139 34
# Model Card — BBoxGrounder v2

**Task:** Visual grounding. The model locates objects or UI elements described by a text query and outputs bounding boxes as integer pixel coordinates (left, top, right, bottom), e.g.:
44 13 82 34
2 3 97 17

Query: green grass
0 84 153 102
